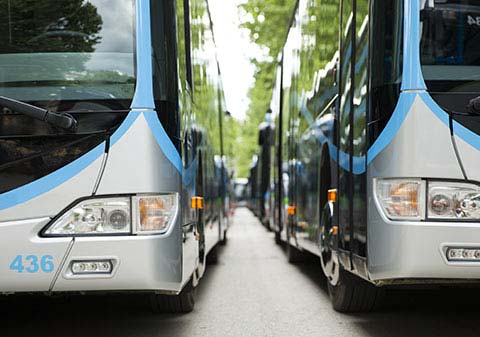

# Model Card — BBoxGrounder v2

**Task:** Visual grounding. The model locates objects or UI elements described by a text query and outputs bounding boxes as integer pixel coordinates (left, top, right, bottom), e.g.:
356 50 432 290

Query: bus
233 178 249 208
256 111 275 228
247 155 259 215
0 0 228 313
269 0 480 312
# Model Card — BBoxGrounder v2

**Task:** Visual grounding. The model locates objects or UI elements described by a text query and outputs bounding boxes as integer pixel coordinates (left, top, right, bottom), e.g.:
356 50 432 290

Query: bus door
337 0 354 269
337 0 369 274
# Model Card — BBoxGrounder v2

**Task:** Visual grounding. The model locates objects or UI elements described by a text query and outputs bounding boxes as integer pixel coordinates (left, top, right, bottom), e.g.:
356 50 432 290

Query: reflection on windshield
0 0 135 104
421 0 480 87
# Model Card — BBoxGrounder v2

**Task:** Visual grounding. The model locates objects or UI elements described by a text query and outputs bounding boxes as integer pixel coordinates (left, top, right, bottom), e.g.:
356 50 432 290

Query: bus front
369 0 480 283
0 0 184 295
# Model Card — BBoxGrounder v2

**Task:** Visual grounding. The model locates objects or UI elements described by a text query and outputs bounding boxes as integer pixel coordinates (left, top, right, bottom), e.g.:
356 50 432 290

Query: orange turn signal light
287 206 296 216
331 226 338 235
328 189 337 203
191 196 204 210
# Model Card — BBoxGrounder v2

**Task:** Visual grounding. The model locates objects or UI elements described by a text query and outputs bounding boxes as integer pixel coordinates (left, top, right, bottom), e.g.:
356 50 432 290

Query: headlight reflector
44 198 131 236
374 179 425 220
428 182 480 219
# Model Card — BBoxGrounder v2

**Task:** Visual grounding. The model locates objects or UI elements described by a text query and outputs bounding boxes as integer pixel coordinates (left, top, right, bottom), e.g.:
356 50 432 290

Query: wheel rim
319 204 339 286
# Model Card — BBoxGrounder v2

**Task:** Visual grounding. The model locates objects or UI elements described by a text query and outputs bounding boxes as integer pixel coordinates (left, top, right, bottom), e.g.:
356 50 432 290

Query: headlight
428 181 480 219
133 194 179 234
43 194 179 236
44 198 131 236
374 179 425 220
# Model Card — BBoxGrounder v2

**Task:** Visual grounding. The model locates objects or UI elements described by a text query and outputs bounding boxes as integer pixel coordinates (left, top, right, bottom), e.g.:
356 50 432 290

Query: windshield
0 0 135 108
421 0 480 93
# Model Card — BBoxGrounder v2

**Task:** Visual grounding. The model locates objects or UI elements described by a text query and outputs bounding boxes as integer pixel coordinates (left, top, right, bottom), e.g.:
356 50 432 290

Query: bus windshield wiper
0 96 77 130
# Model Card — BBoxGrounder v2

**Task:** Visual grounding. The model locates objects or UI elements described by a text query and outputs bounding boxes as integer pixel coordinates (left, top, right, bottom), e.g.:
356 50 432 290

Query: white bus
0 0 228 313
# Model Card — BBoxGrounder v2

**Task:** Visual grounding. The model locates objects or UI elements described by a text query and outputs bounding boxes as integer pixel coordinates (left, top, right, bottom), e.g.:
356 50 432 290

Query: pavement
1 207 480 337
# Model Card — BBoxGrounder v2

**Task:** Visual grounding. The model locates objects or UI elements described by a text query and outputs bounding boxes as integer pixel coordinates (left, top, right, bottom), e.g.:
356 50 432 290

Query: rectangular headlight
133 194 179 234
44 197 131 236
374 179 426 221
428 181 480 219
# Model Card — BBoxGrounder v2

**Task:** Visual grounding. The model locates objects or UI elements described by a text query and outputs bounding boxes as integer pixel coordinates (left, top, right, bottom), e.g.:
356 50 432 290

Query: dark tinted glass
421 0 480 93
150 0 180 151
0 0 134 194
369 0 403 145
0 0 135 104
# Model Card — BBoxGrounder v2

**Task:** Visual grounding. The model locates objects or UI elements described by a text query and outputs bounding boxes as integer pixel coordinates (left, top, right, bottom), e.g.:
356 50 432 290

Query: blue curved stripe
0 109 143 211
0 0 161 211
420 93 480 151
143 112 182 173
367 92 416 163
0 143 105 211
110 111 142 145
309 92 415 175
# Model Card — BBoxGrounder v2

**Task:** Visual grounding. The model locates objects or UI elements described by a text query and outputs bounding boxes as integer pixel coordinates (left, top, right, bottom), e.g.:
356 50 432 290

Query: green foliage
235 0 296 177
0 0 103 53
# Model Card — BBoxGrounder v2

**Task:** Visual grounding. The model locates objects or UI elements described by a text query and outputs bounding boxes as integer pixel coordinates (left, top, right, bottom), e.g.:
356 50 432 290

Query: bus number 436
9 255 54 273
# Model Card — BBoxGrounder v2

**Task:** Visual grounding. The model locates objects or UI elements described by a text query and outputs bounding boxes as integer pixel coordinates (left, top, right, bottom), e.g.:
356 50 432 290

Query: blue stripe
367 92 416 163
402 0 427 91
110 111 142 145
143 112 183 173
0 0 182 211
311 92 416 175
131 0 155 109
420 93 480 151
403 0 480 153
0 143 105 211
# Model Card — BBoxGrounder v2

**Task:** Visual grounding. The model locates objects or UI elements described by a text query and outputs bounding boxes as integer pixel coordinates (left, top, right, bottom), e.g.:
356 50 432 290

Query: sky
208 0 259 120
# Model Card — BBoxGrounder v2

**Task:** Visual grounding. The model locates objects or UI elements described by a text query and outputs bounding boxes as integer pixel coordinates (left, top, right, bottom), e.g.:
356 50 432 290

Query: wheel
206 246 218 264
274 231 282 245
151 280 195 313
327 267 381 313
319 202 381 313
220 229 227 246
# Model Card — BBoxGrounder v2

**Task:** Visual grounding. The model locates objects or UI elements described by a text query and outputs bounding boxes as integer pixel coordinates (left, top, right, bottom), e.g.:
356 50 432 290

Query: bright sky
209 0 259 120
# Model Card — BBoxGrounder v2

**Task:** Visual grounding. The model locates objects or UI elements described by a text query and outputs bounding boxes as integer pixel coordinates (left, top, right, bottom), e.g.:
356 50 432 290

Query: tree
0 0 103 53
235 0 296 177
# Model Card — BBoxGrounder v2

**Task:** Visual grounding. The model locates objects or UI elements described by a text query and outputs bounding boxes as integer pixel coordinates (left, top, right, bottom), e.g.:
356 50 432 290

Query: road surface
1 207 480 337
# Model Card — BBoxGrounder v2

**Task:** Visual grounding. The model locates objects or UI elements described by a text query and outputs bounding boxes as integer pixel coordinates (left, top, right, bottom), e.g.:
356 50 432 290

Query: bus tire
328 267 381 313
206 246 218 264
220 229 227 246
151 280 195 314
274 231 282 245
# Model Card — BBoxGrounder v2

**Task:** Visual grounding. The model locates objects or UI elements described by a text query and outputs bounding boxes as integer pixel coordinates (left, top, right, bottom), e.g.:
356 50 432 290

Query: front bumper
0 218 182 294
369 212 480 283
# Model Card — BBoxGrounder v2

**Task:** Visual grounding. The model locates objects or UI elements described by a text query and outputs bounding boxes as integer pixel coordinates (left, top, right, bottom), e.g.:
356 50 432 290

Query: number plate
9 255 55 274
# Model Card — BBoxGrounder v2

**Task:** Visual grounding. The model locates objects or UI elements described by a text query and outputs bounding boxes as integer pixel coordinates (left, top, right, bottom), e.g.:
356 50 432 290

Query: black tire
274 231 282 245
220 229 227 246
151 280 195 314
328 266 382 313
206 246 218 264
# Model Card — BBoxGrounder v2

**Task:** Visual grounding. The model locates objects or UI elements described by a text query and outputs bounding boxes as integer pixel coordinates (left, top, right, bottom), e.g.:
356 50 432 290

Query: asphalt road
1 207 480 337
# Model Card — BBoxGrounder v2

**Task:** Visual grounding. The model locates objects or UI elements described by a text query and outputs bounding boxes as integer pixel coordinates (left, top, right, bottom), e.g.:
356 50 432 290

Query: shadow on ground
0 248 224 337
276 233 480 337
